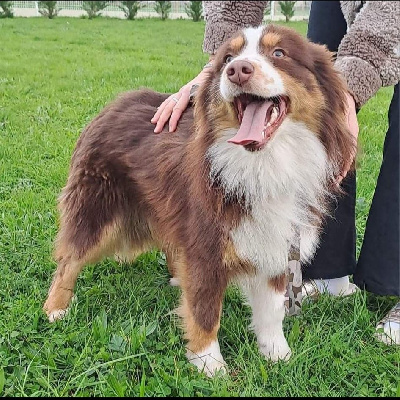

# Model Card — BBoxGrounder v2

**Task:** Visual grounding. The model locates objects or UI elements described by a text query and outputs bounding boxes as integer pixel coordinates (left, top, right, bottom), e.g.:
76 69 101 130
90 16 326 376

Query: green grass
0 18 398 397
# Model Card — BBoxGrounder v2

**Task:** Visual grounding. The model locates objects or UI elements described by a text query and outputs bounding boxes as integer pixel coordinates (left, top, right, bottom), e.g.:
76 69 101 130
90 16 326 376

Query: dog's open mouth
228 94 289 151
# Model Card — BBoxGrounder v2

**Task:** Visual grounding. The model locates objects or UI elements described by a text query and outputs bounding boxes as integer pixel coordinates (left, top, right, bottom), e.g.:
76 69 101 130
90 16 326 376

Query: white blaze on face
220 26 285 101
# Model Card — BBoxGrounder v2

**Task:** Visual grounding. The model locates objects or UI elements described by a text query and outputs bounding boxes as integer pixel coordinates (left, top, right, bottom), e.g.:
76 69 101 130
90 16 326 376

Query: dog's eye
272 49 285 58
224 55 234 64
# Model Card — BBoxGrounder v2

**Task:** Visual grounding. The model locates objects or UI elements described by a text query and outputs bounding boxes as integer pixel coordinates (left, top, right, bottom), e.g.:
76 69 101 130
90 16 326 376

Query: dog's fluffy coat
44 25 354 376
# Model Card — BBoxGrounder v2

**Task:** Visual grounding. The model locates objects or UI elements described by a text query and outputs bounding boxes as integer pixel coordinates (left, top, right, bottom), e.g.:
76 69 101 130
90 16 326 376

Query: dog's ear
309 43 356 182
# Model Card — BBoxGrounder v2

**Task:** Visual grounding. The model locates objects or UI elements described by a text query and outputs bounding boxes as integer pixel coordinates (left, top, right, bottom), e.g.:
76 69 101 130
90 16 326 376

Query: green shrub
0 1 13 18
185 0 202 22
82 1 108 19
279 1 296 22
38 1 60 19
119 1 143 20
154 1 171 20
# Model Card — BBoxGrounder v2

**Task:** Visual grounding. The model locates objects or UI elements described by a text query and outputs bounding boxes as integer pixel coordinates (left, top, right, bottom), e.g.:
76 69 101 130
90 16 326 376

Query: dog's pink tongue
228 101 273 145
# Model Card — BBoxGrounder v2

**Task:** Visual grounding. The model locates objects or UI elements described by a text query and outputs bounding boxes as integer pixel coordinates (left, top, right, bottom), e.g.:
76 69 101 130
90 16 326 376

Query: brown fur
258 25 355 179
229 34 245 54
177 299 221 354
269 273 288 293
261 32 282 49
44 25 355 357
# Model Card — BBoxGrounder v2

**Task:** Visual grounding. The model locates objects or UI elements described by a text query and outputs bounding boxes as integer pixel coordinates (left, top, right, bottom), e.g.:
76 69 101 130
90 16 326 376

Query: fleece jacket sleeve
335 1 400 108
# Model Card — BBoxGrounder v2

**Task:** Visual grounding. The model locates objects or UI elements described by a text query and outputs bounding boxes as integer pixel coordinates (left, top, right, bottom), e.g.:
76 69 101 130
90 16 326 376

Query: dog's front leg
176 261 228 377
239 273 291 362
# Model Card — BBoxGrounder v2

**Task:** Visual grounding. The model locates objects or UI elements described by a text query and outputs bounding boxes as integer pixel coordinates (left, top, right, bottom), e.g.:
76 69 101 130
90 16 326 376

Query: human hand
151 67 212 133
336 92 359 184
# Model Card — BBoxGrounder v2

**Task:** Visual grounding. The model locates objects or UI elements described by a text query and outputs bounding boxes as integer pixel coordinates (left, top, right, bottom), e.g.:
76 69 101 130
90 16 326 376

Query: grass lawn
0 17 398 397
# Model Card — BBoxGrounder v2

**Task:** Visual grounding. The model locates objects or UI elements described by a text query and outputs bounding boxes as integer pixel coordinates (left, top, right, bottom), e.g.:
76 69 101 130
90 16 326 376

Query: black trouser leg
354 85 400 296
306 0 347 52
304 1 357 280
305 2 399 296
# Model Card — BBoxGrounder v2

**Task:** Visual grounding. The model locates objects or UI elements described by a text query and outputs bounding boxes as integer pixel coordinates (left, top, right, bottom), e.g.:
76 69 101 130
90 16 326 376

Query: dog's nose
226 60 254 86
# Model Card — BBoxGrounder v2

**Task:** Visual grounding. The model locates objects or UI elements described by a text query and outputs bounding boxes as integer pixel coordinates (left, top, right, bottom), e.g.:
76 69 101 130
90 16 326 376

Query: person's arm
335 1 400 108
152 1 268 133
334 1 399 183
151 56 214 133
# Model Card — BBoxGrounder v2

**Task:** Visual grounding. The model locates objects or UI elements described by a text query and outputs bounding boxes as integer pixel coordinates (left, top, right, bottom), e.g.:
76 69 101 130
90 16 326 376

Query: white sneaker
302 279 359 300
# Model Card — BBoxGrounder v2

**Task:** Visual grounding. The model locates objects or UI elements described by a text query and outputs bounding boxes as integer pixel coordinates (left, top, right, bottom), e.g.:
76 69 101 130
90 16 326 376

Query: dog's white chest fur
231 196 298 276
207 119 333 274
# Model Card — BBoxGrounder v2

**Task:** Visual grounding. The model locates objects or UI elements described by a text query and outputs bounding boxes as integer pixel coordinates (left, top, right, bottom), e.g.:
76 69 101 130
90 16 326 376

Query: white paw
46 295 77 323
169 277 180 287
192 358 227 378
48 309 68 323
258 335 292 362
186 341 227 377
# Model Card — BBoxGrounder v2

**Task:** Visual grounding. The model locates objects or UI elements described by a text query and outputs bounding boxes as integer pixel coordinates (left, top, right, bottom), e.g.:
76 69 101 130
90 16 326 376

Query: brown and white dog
44 25 354 376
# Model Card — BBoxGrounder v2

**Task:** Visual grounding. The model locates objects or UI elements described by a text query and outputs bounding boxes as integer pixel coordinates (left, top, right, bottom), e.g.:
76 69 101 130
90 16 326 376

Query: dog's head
195 25 355 186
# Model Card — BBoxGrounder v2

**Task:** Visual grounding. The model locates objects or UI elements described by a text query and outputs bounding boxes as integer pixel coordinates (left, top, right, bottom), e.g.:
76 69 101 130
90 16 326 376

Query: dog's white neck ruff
207 118 334 276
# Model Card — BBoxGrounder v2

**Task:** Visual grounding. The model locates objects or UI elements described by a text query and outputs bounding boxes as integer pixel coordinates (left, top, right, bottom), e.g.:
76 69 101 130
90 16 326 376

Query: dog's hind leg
238 272 291 362
43 173 129 322
43 256 85 322
43 219 121 322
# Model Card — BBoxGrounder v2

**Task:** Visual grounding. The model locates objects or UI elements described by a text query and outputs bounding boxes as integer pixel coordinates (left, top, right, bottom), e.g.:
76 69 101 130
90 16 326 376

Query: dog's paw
186 342 227 378
44 295 75 323
258 335 292 362
169 277 180 287
47 308 68 323
189 356 228 378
